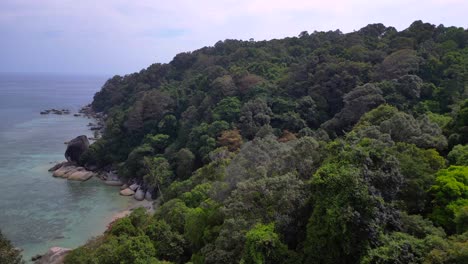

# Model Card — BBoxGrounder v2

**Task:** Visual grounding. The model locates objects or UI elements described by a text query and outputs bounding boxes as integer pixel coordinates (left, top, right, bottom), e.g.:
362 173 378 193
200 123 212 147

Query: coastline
30 105 155 263
108 199 155 223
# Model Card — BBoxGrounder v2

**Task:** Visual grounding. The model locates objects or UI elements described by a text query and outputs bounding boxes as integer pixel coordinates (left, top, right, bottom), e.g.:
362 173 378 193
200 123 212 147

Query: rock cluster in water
40 109 70 115
51 163 95 181
79 104 106 140
50 111 155 199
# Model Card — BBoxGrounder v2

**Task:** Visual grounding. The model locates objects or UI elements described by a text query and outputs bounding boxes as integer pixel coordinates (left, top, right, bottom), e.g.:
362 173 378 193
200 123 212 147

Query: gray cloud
0 0 466 75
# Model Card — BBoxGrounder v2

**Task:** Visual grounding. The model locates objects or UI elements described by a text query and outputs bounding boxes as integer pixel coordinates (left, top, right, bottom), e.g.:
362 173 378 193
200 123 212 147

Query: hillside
66 21 468 263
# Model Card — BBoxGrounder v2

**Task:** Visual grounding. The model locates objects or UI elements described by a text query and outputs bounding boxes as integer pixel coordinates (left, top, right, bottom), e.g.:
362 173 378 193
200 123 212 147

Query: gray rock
106 171 119 181
145 190 153 201
129 183 139 191
65 135 89 163
34 247 71 264
134 188 145 201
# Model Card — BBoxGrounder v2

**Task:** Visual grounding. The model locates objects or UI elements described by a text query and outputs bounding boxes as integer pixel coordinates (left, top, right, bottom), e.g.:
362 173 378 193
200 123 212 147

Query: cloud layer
0 0 466 75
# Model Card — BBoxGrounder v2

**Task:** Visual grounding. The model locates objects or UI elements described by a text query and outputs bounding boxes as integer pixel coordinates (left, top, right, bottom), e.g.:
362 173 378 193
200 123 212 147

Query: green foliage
155 199 191 234
425 232 468 264
391 143 446 214
0 230 23 264
361 232 434 264
355 104 448 150
448 145 468 166
109 217 141 237
175 148 195 180
239 98 273 139
145 219 186 263
144 134 170 153
305 162 375 264
65 234 158 264
241 223 289 264
212 97 241 123
430 166 468 233
143 156 173 196
74 21 468 264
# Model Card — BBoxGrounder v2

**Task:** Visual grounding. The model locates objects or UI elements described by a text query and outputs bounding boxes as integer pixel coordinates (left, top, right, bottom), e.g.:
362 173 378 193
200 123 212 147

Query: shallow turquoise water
0 74 133 261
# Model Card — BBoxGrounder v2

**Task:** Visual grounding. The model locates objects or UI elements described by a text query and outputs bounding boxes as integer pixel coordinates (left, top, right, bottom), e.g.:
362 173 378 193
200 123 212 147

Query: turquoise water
0 74 133 261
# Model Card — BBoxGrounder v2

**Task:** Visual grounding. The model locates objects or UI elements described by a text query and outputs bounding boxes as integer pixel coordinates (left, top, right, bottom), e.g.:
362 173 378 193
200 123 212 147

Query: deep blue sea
0 73 132 261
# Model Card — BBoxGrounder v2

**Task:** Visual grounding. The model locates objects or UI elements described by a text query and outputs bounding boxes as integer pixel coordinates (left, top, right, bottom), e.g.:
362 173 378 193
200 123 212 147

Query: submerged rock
34 247 71 264
120 188 135 196
105 180 123 186
31 254 42 261
48 161 71 172
134 188 145 201
65 135 89 163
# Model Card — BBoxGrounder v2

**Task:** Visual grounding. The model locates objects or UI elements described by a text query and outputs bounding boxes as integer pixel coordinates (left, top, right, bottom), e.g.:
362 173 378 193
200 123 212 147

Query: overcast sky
0 0 466 75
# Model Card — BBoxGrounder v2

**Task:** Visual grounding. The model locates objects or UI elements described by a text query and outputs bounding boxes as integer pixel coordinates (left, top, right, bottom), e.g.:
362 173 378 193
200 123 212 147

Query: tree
378 49 421 79
392 143 446 214
212 97 241 123
175 148 195 180
361 232 432 264
296 96 320 128
305 162 375 264
241 223 290 264
143 134 170 153
429 166 468 234
145 219 186 263
143 157 173 201
212 75 238 98
321 83 385 135
355 104 447 151
239 99 273 139
448 145 468 166
218 129 243 152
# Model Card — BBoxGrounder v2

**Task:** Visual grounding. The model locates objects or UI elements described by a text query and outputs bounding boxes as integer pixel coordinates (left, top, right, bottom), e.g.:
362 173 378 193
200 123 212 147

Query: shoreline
108 199 155 223
30 105 128 263
31 104 156 263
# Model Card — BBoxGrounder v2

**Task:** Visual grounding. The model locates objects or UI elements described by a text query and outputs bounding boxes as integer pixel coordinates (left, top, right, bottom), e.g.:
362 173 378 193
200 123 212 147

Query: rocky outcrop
51 165 94 181
68 170 94 181
65 135 89 163
34 247 71 264
129 183 139 191
120 188 135 196
52 166 76 178
134 188 145 201
48 161 72 172
40 109 70 115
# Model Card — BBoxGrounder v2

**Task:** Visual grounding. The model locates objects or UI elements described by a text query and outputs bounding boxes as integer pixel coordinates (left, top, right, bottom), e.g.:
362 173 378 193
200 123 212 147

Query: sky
0 0 466 75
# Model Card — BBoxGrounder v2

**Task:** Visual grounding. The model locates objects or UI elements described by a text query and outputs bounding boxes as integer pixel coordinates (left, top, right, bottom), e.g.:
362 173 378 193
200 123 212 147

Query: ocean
0 73 132 261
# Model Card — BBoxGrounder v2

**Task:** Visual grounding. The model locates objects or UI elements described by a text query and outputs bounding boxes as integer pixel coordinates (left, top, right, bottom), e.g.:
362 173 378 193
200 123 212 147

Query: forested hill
67 21 467 263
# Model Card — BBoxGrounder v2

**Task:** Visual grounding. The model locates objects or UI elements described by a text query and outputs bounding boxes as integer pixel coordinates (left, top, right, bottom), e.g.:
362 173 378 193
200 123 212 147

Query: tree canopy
68 21 468 264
